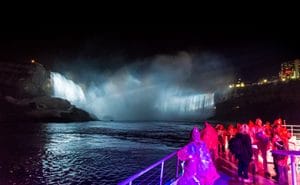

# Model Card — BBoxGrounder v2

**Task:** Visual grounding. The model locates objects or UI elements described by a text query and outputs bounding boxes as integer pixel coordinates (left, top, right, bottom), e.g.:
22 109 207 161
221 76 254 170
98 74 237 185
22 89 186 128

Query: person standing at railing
177 126 220 185
271 124 289 184
275 118 292 140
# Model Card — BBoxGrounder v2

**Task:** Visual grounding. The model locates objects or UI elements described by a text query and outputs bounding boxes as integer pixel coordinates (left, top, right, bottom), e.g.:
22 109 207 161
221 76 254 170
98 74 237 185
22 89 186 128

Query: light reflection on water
0 121 201 185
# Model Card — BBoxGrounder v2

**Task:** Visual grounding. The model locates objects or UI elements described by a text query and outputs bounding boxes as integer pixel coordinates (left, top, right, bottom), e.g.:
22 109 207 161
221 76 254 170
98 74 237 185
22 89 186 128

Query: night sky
0 23 299 82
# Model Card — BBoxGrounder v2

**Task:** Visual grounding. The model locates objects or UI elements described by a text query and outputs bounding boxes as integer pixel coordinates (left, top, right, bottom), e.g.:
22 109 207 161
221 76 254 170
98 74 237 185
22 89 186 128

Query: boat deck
216 158 275 185
119 133 300 185
171 158 278 185
213 172 276 185
216 157 300 185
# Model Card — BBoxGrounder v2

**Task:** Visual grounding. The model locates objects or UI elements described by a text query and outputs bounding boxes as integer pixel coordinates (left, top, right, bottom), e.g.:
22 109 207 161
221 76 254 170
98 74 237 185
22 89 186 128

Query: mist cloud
51 52 235 121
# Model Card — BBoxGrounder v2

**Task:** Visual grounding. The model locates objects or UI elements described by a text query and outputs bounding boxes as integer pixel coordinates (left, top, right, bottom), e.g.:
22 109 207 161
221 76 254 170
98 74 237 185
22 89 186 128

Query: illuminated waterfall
50 72 86 105
156 92 214 113
49 72 214 120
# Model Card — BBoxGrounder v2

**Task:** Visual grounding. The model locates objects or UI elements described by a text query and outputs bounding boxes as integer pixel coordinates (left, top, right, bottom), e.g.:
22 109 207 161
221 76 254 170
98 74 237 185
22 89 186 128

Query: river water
0 121 202 185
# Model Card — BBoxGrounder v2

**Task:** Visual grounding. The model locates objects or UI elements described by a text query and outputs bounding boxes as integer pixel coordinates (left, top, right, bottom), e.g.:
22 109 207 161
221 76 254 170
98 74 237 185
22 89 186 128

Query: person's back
235 124 253 183
235 133 253 162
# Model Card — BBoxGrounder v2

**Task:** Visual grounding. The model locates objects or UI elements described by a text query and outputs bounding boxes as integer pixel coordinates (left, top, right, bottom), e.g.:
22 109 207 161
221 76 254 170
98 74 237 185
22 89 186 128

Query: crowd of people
176 118 292 185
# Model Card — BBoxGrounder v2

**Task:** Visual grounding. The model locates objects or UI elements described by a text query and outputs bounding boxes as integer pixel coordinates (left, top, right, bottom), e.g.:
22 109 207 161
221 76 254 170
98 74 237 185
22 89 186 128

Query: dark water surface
0 121 200 185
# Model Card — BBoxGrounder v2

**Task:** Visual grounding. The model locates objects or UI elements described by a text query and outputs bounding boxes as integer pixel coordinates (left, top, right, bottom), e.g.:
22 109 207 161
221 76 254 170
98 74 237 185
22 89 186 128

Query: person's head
239 124 249 134
255 118 263 126
190 126 201 142
227 124 234 129
248 120 254 127
273 118 282 126
216 124 224 130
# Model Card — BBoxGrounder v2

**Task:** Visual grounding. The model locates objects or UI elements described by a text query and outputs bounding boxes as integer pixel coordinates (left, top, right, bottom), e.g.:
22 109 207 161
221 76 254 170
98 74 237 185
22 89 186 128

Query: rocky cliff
0 62 96 122
212 80 300 122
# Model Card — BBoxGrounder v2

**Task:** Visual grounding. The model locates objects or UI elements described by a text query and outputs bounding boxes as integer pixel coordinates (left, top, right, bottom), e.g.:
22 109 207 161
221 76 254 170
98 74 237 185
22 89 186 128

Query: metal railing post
272 150 300 185
291 155 297 185
118 151 177 185
160 161 164 185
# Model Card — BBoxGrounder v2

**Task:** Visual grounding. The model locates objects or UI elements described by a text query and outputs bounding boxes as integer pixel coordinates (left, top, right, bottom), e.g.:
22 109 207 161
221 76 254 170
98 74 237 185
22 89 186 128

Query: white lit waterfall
50 72 86 105
156 93 214 113
50 72 215 120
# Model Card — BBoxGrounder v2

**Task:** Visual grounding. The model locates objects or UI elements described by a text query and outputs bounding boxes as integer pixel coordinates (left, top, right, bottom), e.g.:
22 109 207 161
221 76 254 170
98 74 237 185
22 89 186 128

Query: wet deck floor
217 158 276 185
171 157 299 184
217 157 300 185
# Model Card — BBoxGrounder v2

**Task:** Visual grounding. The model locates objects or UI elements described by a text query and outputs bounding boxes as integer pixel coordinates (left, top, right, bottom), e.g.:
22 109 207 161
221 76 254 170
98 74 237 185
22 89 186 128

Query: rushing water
50 72 215 121
0 121 202 185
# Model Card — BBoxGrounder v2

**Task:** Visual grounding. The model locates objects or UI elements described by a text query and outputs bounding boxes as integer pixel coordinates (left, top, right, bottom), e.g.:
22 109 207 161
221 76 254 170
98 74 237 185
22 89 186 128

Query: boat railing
272 150 300 185
284 124 300 152
285 124 300 140
266 124 300 169
119 123 300 185
118 151 180 185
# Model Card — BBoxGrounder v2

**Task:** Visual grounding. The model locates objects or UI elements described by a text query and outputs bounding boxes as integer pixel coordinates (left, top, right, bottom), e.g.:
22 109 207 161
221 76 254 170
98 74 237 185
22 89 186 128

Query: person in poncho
176 126 219 185
200 122 219 161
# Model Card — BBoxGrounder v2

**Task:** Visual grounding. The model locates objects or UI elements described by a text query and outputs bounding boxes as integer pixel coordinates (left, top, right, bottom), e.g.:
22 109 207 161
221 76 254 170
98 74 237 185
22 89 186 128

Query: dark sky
0 23 299 81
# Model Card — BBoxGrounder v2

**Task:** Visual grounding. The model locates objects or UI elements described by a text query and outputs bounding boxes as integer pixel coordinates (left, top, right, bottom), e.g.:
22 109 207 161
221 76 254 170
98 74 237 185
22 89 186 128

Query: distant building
279 59 300 81
228 78 245 89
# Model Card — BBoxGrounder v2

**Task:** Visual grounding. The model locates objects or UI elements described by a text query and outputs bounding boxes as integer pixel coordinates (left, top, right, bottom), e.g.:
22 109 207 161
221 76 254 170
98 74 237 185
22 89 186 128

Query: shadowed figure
231 124 253 183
